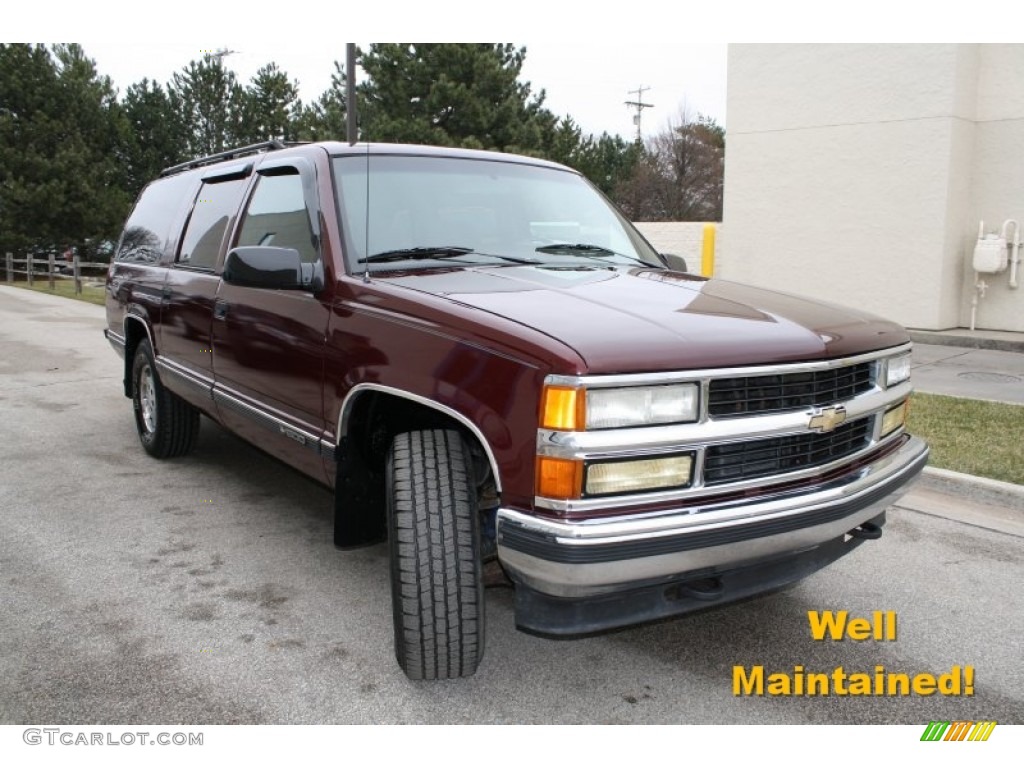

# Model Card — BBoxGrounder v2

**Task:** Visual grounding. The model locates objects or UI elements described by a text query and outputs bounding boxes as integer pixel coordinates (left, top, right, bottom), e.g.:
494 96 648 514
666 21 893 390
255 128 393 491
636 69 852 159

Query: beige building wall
720 44 1024 333
964 45 1024 330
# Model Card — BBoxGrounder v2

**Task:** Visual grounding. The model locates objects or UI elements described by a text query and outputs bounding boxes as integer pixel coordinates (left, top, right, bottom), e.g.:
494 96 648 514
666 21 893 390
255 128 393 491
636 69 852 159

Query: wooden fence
4 252 109 295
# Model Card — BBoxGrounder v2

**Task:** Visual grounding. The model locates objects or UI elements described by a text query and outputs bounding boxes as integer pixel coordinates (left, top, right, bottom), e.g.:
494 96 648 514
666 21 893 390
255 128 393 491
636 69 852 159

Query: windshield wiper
360 246 541 266
536 243 615 255
471 251 542 265
535 243 650 266
359 246 475 263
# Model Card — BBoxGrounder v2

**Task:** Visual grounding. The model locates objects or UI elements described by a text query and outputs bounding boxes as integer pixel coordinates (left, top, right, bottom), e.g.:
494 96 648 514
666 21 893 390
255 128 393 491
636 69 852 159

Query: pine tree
0 44 130 257
169 55 247 156
240 63 300 144
357 44 555 152
292 61 347 142
122 78 187 197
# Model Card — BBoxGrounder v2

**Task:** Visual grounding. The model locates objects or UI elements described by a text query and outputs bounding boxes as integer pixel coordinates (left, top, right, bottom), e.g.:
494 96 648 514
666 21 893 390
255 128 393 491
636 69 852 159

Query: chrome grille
703 417 872 486
708 362 873 418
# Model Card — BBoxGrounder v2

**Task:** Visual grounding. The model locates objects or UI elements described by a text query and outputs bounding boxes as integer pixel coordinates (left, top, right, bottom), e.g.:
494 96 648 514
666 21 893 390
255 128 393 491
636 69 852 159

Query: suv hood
380 266 909 372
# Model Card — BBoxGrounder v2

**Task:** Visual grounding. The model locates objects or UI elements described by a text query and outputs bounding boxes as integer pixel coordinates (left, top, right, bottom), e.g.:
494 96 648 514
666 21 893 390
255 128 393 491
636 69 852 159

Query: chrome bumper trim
498 435 928 598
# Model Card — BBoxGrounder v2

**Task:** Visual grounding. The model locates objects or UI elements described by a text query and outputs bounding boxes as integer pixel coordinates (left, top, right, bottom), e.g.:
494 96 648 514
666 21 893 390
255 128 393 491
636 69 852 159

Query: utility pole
346 43 358 145
625 86 654 143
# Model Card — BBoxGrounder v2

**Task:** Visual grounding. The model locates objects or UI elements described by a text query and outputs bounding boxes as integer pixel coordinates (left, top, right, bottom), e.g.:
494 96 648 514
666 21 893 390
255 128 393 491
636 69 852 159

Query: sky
10 1 1007 142
80 42 728 141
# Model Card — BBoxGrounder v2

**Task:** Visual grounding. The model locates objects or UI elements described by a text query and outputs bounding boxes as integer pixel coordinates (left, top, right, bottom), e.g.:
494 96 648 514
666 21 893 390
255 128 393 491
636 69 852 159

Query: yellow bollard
701 223 716 278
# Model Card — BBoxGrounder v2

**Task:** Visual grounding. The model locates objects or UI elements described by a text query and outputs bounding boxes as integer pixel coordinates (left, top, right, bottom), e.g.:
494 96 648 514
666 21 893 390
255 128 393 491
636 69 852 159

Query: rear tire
386 429 484 680
131 339 200 459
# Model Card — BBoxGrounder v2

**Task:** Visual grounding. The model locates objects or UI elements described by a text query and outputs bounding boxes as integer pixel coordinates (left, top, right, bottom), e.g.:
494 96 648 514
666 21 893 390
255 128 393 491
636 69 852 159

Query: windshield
332 154 664 273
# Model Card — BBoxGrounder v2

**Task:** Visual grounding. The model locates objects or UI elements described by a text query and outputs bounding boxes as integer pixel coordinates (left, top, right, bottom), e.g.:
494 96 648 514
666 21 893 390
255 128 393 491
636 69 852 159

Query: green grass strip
8 279 106 306
908 392 1024 486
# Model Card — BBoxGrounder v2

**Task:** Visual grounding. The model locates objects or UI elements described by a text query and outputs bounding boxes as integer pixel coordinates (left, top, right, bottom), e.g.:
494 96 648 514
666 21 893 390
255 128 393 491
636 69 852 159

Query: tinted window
116 174 195 264
236 172 317 263
177 179 246 270
333 155 661 273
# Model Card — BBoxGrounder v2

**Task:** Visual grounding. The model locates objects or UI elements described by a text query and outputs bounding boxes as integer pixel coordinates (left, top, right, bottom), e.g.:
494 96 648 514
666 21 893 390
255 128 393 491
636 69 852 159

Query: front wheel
131 339 200 458
386 429 484 680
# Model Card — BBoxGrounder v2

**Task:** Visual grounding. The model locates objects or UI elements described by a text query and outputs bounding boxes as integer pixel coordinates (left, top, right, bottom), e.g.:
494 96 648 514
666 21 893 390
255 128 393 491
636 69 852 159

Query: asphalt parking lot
1 285 1022 724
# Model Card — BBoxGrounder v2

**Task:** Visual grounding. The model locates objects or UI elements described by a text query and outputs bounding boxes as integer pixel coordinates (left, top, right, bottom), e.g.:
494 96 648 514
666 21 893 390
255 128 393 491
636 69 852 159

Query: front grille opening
708 362 873 418
703 418 872 486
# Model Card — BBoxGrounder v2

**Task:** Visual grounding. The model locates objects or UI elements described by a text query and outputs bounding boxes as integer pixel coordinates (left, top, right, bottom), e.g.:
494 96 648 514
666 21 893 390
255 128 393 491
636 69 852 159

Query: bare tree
615 109 724 221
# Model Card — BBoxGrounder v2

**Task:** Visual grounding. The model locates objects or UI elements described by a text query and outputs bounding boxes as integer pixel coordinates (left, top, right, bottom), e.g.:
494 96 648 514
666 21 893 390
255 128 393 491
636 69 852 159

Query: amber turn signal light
541 385 585 431
536 457 583 500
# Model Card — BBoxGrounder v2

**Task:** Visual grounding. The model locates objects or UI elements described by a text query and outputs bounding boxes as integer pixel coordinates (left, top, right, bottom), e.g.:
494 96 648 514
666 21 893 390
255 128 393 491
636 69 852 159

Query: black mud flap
333 436 387 549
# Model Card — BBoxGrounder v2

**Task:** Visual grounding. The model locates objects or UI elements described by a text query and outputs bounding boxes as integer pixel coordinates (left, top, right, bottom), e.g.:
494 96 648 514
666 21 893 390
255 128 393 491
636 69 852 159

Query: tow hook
848 521 883 540
668 576 725 602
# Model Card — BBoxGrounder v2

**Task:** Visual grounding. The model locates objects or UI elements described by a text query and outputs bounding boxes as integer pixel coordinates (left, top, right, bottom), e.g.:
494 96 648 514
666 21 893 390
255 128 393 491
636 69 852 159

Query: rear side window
236 173 317 263
177 179 246 270
115 174 195 264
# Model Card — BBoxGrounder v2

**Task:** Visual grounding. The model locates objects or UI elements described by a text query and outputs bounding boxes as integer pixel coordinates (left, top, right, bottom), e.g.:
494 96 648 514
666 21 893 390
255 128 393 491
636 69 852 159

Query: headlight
586 384 699 429
585 454 694 496
885 353 912 387
541 383 700 430
880 400 909 437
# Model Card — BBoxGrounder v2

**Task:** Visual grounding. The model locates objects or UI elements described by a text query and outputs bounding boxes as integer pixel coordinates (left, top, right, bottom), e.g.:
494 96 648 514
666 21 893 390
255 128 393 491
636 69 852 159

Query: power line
625 85 654 142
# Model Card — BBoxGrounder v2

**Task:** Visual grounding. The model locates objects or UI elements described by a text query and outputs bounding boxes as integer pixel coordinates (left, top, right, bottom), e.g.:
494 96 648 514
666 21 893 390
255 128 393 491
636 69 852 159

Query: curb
909 329 1024 353
920 466 1024 512
914 388 1024 408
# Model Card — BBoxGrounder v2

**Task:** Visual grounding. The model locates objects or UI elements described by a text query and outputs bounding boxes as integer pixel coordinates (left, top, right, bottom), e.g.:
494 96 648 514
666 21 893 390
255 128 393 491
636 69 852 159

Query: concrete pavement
911 343 1024 406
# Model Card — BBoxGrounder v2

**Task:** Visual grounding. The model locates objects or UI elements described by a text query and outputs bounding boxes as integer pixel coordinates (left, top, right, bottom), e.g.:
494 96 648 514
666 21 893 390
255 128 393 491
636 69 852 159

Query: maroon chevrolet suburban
105 140 929 680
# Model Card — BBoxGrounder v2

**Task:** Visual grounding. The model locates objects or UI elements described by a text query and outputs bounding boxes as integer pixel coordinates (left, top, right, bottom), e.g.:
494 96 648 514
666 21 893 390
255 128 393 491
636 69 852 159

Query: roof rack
160 140 304 177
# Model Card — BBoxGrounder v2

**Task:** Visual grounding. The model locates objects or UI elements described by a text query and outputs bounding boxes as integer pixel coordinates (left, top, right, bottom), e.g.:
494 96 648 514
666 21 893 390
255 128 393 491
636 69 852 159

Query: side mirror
661 253 689 273
224 246 303 289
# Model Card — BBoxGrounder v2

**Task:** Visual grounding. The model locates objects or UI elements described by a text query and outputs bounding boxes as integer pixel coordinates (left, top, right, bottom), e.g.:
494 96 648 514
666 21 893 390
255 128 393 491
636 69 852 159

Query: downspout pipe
1003 219 1020 290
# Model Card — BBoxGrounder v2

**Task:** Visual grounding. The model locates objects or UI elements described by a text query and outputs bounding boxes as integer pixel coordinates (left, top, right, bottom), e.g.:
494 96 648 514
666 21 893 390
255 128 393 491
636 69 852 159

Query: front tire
386 429 484 680
131 339 200 458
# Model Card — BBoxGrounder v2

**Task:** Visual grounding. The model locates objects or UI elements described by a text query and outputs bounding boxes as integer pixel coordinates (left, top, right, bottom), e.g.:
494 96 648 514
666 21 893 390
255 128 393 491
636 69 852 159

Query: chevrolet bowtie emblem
808 405 847 433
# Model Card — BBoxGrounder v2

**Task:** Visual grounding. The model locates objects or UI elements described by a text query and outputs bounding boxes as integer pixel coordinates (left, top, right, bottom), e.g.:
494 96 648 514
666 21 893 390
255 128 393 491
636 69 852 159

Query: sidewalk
911 343 1024 406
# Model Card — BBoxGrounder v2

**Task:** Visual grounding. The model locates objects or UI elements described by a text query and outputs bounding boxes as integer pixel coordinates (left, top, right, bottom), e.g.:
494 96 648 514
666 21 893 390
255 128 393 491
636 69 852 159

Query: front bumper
497 435 928 633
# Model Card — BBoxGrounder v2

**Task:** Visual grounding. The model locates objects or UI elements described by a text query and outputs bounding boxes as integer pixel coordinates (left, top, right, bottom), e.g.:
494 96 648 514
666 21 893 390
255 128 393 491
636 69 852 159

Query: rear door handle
213 300 229 320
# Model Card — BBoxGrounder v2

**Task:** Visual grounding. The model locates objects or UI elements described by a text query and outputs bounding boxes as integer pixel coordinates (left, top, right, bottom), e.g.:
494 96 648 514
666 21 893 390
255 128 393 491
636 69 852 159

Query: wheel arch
338 383 502 493
331 383 503 550
122 313 155 398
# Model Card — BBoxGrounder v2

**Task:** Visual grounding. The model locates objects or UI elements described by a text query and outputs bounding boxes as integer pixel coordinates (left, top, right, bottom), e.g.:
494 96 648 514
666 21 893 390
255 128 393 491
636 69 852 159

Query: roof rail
160 140 302 177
